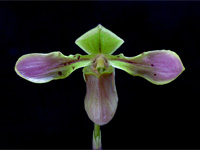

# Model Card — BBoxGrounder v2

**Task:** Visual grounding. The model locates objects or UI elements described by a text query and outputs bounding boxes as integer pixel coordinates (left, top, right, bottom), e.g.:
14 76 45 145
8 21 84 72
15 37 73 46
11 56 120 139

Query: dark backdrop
0 1 199 149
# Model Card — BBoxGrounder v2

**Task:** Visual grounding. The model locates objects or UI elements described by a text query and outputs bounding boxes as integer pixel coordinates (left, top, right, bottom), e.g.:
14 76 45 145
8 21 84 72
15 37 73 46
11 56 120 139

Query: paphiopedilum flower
15 24 185 149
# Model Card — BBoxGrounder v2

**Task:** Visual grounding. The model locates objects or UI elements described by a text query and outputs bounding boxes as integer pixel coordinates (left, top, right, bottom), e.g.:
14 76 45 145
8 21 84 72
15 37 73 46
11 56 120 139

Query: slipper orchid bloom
15 24 185 150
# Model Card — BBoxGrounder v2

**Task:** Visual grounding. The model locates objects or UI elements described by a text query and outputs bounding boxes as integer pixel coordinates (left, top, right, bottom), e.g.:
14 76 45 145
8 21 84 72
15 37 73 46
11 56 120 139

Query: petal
106 50 185 85
83 66 118 125
75 24 124 55
15 51 93 83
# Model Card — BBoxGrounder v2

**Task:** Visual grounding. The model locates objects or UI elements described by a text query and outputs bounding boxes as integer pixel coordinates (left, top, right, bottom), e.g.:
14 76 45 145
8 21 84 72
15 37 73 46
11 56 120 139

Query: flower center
91 54 109 74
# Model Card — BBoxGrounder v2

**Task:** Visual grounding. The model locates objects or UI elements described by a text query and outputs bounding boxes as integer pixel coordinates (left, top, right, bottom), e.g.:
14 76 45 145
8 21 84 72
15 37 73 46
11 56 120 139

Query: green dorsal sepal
75 24 124 55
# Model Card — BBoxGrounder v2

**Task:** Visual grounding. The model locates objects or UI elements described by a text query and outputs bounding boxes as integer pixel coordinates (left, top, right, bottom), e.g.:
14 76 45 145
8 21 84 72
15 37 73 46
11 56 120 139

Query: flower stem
92 124 102 150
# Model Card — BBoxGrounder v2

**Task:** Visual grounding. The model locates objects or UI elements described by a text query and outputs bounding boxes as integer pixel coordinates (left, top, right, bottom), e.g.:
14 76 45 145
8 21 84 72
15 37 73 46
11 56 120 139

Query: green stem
92 124 102 150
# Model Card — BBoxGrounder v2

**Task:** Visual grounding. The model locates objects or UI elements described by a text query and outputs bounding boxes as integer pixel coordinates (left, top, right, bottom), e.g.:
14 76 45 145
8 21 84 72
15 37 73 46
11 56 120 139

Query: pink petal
15 52 90 83
83 66 118 125
107 50 185 85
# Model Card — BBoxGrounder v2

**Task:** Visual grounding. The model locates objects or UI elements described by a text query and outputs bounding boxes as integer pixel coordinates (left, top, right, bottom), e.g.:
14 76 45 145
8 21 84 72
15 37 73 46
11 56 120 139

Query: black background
0 1 199 149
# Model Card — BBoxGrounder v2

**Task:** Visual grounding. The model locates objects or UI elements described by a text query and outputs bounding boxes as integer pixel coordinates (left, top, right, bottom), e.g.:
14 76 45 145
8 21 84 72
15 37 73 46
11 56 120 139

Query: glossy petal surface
106 50 185 85
15 52 93 83
75 24 124 54
83 66 118 125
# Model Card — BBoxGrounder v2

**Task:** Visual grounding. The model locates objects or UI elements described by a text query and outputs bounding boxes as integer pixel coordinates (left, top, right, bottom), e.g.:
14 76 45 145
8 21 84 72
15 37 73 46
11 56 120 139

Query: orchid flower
15 24 185 150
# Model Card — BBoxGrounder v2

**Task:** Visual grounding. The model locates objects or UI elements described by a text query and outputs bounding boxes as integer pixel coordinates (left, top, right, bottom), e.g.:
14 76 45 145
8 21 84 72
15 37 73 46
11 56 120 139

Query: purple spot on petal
78 56 80 60
72 66 75 70
104 58 108 64
58 71 62 76
154 73 157 76
151 64 154 67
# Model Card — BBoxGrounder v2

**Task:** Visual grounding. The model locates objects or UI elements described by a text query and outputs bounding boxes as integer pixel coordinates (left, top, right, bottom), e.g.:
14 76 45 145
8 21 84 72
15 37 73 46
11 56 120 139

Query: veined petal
106 50 185 85
83 66 118 125
15 51 94 83
75 24 124 55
